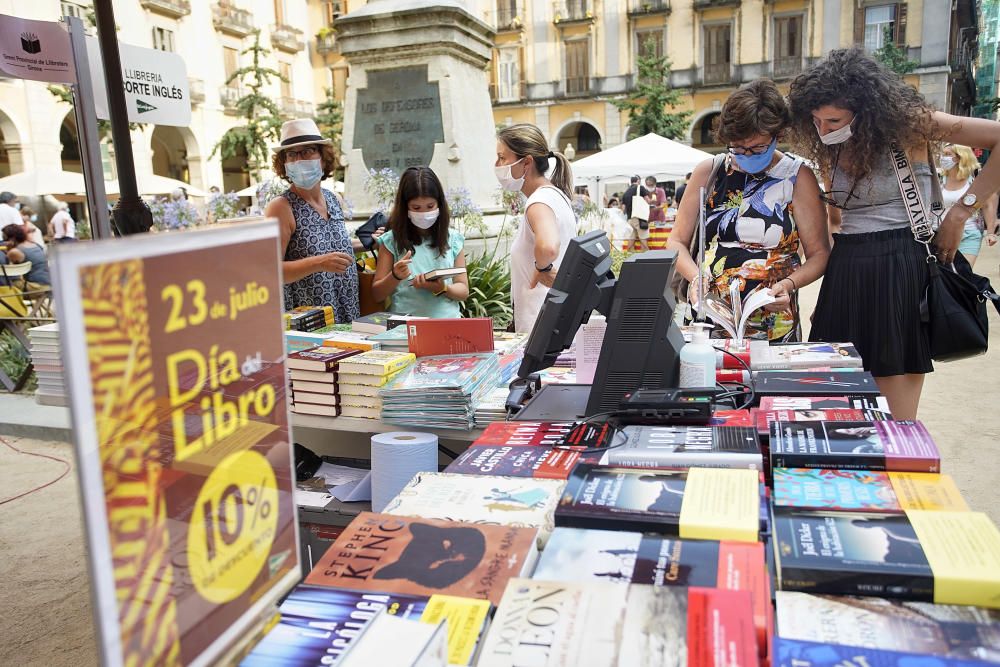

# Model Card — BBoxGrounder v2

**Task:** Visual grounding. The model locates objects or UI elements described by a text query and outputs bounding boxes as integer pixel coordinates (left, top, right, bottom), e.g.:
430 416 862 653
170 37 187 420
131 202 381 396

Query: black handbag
355 211 386 252
891 145 1000 361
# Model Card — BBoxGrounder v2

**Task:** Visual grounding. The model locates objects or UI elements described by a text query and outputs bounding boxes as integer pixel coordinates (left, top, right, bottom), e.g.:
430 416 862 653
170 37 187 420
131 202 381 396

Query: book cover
775 592 1000 663
709 409 755 427
381 353 498 392
534 527 771 653
407 318 494 357
555 464 760 542
749 340 864 370
774 638 996 667
351 311 400 334
605 425 762 470
422 267 467 281
337 350 416 377
755 372 881 397
367 326 409 344
337 611 447 667
759 395 891 414
386 315 428 330
321 332 382 352
755 408 878 436
473 421 577 447
382 472 564 547
286 346 360 372
773 469 969 513
444 446 582 479
304 513 539 604
770 421 941 472
339 368 406 388
773 510 934 599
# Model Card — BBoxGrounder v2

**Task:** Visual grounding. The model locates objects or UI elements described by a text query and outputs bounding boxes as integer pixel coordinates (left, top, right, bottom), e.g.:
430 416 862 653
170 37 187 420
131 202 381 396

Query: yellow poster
678 467 759 543
56 221 299 666
907 510 1000 608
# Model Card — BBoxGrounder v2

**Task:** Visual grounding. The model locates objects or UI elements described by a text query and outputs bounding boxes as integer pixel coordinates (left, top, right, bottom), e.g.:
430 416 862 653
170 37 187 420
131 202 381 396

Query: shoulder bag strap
888 144 935 256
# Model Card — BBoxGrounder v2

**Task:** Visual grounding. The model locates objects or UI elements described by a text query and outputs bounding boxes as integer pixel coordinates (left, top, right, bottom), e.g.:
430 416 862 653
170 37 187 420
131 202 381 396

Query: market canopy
571 133 713 184
105 174 207 198
0 168 87 197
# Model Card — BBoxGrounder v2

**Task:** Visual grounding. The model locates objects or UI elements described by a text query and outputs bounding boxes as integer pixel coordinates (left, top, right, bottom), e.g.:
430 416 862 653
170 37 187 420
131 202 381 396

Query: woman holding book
667 79 830 342
495 123 577 333
371 166 469 318
787 48 1000 419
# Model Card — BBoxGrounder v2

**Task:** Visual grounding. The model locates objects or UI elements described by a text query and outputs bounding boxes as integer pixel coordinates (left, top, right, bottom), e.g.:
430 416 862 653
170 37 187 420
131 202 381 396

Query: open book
702 280 776 344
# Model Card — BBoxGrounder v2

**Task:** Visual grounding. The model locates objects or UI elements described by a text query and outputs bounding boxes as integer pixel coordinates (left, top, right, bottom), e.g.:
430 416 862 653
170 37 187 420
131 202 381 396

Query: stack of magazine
380 352 502 430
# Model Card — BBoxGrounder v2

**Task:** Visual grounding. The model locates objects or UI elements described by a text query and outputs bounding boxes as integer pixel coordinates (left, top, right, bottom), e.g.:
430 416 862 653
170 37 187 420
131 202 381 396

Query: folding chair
0 260 56 392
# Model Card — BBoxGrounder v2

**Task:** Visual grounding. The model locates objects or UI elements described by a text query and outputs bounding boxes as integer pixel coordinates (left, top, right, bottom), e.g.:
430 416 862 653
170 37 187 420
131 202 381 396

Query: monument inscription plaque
353 66 445 173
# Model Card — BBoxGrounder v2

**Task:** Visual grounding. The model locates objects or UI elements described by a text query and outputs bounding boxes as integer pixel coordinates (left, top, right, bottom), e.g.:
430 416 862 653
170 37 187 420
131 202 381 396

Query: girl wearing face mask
787 48 1000 420
495 123 577 333
667 79 830 342
266 119 367 323
371 166 468 317
940 144 999 268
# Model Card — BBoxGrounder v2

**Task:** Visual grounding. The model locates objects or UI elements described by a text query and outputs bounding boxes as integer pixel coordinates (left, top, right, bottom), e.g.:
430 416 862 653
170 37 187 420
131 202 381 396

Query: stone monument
336 0 500 220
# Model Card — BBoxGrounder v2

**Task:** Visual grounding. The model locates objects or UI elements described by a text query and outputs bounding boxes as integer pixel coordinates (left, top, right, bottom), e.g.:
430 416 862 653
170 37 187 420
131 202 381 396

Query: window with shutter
566 39 590 95
863 4 896 53
497 48 521 102
774 16 803 77
224 47 239 81
704 24 731 85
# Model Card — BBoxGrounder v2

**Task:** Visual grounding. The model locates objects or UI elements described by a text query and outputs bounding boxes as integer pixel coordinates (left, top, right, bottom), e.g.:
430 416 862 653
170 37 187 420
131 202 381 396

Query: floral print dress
701 154 804 341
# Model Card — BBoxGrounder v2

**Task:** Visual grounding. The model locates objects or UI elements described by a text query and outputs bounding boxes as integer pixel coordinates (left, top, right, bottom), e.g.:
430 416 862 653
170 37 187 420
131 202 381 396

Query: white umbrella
105 174 207 198
0 168 86 196
234 180 342 197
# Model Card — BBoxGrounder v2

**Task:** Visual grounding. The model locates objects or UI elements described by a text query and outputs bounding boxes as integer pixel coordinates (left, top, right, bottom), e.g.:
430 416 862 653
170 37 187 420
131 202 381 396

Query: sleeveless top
510 185 577 333
829 152 933 234
282 188 360 323
702 154 804 341
379 229 465 318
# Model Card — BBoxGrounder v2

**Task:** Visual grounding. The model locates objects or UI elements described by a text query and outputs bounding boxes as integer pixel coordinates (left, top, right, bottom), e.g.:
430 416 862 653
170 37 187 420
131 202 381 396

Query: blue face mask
732 138 777 174
285 158 323 189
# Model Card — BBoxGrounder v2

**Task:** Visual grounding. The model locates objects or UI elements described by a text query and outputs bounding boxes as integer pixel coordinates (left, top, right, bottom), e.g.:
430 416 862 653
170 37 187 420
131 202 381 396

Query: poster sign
54 221 298 667
86 35 191 127
0 13 75 83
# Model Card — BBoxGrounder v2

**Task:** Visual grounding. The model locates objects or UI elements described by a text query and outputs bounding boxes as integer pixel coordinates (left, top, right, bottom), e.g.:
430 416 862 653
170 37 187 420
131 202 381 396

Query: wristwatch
961 192 982 210
535 262 554 273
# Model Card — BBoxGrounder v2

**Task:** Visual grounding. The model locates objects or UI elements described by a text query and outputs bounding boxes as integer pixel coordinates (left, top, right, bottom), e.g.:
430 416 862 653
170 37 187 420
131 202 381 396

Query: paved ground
2 242 999 666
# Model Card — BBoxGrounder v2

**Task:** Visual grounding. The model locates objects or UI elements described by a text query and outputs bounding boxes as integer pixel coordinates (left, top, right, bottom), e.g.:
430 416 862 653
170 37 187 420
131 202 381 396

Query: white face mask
494 158 526 192
408 209 439 229
939 156 957 171
815 116 855 145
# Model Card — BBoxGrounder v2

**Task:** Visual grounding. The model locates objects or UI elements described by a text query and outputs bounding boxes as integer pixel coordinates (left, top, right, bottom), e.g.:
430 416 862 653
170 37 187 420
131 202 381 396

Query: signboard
54 221 299 667
353 66 444 172
0 13 75 83
86 36 192 127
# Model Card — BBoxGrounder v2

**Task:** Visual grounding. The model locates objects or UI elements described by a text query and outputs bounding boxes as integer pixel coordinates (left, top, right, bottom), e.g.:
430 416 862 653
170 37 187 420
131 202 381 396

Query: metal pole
92 0 152 235
65 17 113 240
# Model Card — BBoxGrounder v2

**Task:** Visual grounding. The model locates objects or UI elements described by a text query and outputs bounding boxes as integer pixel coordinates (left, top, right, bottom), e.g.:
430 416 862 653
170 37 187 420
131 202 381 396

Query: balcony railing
316 31 337 54
490 81 526 103
565 76 590 95
627 0 670 17
140 0 191 18
772 56 802 78
271 24 305 53
693 0 740 9
703 63 732 85
220 85 243 113
212 3 254 37
279 97 314 117
493 5 524 31
553 0 593 24
189 77 205 104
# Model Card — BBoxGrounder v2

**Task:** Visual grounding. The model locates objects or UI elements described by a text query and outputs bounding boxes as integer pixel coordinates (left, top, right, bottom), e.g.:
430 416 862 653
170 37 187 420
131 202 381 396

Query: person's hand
392 249 413 280
932 208 967 264
530 268 557 289
987 231 999 247
316 251 355 274
372 227 385 243
686 275 710 310
412 272 441 292
766 279 793 313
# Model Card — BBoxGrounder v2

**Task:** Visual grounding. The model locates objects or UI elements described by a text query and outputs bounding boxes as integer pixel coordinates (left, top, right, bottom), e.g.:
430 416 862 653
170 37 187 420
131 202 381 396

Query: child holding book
371 166 469 317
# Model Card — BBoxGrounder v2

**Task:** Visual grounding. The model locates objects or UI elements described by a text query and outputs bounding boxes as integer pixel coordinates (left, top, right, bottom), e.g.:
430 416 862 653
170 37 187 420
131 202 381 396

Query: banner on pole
0 13 75 83
86 36 192 127
54 221 299 667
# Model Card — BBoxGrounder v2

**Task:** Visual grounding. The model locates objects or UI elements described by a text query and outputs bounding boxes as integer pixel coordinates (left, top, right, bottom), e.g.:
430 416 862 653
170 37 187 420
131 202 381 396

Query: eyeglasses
726 141 774 156
284 146 320 160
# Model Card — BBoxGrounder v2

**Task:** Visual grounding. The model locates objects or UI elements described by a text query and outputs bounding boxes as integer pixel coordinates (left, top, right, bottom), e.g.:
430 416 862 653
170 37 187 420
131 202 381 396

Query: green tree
874 25 918 75
612 39 691 141
210 30 286 180
315 87 344 178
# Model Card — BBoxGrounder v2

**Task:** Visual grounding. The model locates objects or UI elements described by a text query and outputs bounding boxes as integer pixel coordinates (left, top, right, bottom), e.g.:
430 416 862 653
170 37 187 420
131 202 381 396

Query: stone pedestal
336 0 500 217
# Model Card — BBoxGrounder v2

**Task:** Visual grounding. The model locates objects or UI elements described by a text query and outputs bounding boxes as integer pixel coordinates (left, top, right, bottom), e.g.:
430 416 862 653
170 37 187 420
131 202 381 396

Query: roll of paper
370 431 438 512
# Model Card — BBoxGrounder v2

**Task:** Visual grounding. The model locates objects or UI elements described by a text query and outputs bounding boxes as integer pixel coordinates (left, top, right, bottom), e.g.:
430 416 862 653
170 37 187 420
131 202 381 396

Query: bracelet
783 276 797 293
391 268 405 281
434 285 448 297
535 261 554 273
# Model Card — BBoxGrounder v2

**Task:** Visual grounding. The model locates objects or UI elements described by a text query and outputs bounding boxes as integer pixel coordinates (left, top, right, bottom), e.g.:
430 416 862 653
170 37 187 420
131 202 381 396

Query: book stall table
290 412 485 444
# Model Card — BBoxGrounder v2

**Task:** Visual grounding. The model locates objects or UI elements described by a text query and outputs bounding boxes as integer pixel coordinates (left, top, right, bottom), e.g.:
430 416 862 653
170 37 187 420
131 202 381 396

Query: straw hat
272 119 332 153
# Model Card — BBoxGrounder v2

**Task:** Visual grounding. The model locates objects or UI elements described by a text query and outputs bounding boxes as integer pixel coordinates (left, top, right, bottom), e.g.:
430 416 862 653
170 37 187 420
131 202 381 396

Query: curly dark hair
715 79 791 145
271 143 338 182
787 48 937 181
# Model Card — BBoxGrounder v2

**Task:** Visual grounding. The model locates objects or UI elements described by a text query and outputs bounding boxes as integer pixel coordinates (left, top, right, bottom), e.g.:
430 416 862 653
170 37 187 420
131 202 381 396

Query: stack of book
287 346 360 417
473 386 510 426
283 305 334 332
366 325 409 353
28 323 66 406
336 350 416 420
350 311 399 335
380 352 502 430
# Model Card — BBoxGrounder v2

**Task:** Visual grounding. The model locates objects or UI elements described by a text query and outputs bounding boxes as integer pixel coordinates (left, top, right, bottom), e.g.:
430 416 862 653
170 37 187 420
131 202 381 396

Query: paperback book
758 395 891 413
444 445 583 479
555 464 761 542
702 280 776 344
351 311 402 335
770 420 941 472
754 372 880 397
321 331 382 352
773 469 968 513
755 408 887 436
749 340 864 370
286 346 360 372
472 421 577 447
407 317 494 357
337 350 416 376
603 425 763 470
305 512 539 605
774 638 997 667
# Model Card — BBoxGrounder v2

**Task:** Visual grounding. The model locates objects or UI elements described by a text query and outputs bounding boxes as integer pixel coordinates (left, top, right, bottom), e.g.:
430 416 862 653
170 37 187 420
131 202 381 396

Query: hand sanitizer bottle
679 323 716 388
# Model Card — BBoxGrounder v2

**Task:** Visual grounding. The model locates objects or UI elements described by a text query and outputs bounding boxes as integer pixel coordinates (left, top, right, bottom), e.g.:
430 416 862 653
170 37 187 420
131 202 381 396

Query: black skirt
810 228 933 377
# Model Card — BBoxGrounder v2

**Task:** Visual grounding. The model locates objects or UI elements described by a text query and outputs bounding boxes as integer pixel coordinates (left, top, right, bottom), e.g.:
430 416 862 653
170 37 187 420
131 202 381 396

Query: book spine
777 564 935 600
611 453 761 470
770 452 887 471
554 509 681 535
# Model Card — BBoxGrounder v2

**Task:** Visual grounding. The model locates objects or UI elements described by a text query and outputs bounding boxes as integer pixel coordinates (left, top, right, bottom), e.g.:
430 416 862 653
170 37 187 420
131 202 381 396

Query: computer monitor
516 230 616 379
